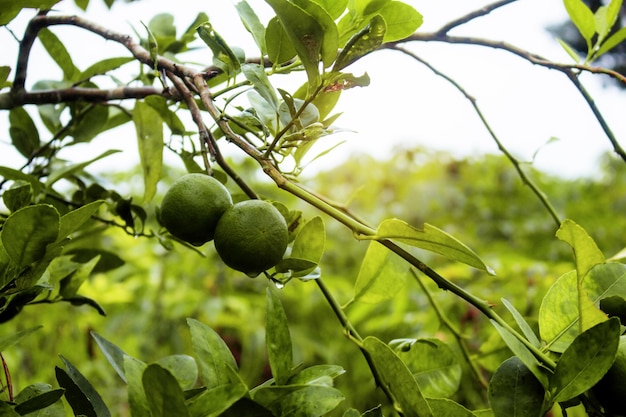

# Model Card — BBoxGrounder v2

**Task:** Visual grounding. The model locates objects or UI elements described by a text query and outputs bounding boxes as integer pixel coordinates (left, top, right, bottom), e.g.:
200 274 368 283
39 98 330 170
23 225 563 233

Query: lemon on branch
160 173 232 246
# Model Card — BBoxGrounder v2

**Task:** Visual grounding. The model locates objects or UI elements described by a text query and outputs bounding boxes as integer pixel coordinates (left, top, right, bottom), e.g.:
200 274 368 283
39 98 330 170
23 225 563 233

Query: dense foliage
0 0 625 416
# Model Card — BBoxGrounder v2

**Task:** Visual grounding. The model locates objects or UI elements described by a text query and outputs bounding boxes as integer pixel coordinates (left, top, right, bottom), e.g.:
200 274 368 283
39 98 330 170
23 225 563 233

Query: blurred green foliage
1 147 624 415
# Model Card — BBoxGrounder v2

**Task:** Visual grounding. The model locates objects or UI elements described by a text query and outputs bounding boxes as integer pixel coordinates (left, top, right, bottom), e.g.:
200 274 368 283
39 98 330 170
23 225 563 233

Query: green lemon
214 199 288 276
160 174 232 246
593 335 626 415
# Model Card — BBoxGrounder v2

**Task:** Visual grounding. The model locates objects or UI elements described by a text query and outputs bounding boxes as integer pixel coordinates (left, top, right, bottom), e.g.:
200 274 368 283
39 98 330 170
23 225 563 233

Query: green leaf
67 103 109 143
287 364 345 386
91 332 130 383
59 255 100 298
290 216 325 265
235 1 267 54
501 298 541 348
264 0 324 91
187 318 239 389
1 204 59 268
311 0 348 20
376 219 494 274
9 107 40 158
253 385 344 417
14 385 65 415
597 26 626 57
490 320 550 388
563 0 596 42
197 22 242 77
133 100 163 203
0 65 11 89
0 402 18 417
605 0 623 30
393 338 462 398
333 15 386 71
80 57 134 80
142 364 190 417
187 367 248 417
556 219 605 280
124 356 150 417
46 149 120 189
363 336 433 417
56 356 110 417
220 398 274 417
291 0 339 67
144 95 187 135
242 63 279 109
0 167 43 195
58 200 104 240
488 356 545 417
427 398 477 417
0 325 42 351
351 241 409 304
550 317 621 403
265 16 297 65
38 28 80 81
379 1 423 42
154 355 198 391
2 181 32 212
266 288 293 385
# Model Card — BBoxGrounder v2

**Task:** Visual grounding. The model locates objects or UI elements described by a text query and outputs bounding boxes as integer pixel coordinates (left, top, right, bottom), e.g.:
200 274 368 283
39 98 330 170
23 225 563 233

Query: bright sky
1 0 624 179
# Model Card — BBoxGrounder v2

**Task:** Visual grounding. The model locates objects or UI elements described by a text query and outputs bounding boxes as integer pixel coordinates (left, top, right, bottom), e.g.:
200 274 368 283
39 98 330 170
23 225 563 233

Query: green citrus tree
0 0 625 416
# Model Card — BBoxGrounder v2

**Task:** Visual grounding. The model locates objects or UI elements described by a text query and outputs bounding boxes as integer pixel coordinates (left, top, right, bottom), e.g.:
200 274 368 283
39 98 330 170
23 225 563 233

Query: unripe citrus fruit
160 174 232 246
593 335 626 415
214 199 288 276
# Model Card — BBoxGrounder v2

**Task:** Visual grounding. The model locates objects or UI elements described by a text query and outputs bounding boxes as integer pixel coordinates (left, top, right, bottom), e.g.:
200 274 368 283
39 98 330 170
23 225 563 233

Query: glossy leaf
312 0 348 19
376 219 494 273
38 28 80 81
265 16 297 65
68 103 109 143
488 356 545 417
539 264 624 352
9 107 40 157
235 0 267 54
291 0 339 67
1 204 59 268
501 298 541 348
154 355 198 391
556 219 605 280
597 26 626 57
563 0 596 42
142 364 190 417
197 22 241 77
550 317 621 403
14 384 65 415
187 367 248 417
394 338 462 398
379 1 423 42
80 57 134 80
287 364 345 386
144 96 187 135
91 332 130 383
254 385 344 417
351 241 409 304
0 1 59 25
45 149 120 189
289 216 325 264
124 356 150 417
133 100 163 203
490 320 550 388
59 255 99 298
363 336 433 417
187 318 238 389
334 15 386 71
58 200 104 240
266 288 293 385
265 0 324 90
427 398 477 417
57 355 111 417
2 181 32 212
242 63 278 109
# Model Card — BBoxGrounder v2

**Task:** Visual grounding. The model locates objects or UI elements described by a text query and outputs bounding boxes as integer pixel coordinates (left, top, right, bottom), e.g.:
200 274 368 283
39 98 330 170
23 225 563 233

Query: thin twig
435 0 520 35
389 45 562 226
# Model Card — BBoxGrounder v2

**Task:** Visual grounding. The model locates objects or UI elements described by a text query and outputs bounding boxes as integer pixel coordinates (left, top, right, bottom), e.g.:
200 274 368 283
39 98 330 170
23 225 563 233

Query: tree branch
435 0 520 35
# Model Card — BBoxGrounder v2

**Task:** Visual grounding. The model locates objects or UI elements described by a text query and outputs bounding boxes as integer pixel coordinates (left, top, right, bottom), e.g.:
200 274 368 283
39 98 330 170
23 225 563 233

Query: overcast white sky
1 0 624 179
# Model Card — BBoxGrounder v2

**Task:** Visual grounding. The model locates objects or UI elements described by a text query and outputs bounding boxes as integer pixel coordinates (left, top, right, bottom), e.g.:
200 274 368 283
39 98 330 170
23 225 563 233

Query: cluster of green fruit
159 174 288 277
